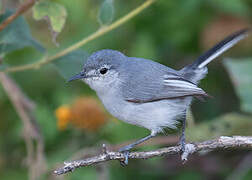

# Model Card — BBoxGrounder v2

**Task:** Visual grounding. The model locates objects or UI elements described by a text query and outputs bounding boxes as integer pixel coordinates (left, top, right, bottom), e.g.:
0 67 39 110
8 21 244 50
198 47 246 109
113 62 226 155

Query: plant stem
0 0 37 32
3 0 156 73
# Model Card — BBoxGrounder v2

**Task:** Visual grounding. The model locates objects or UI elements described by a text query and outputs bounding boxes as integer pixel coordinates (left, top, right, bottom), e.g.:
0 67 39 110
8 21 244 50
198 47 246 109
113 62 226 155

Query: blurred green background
0 0 252 179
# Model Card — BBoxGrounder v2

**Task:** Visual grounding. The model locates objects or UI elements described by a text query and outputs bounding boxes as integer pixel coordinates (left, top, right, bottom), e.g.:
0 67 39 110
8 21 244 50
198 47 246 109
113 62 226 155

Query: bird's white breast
97 88 191 133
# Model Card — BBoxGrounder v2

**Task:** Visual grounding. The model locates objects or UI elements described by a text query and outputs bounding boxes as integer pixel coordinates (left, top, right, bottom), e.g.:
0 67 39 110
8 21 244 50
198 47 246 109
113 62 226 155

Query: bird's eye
100 68 108 75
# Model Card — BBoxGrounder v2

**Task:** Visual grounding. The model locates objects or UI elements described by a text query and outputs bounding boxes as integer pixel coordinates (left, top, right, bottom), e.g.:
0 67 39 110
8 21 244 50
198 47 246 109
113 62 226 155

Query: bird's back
118 57 207 104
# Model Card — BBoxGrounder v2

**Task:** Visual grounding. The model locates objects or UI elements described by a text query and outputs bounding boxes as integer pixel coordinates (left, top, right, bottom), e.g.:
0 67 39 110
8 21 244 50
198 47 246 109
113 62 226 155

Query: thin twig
0 0 36 32
54 136 252 175
2 0 156 73
50 136 178 179
0 72 46 180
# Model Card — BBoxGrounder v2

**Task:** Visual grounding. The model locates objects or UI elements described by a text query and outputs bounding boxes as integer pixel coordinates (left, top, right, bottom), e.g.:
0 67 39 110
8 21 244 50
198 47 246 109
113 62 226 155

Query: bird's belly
100 94 191 133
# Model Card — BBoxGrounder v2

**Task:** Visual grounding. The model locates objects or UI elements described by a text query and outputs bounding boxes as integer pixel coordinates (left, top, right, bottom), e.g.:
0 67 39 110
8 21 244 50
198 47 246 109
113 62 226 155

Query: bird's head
69 49 126 93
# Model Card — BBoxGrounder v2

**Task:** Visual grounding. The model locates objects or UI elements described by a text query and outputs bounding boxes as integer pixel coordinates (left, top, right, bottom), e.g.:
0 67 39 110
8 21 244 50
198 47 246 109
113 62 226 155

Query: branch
0 72 46 180
0 0 37 32
54 136 252 175
2 0 156 73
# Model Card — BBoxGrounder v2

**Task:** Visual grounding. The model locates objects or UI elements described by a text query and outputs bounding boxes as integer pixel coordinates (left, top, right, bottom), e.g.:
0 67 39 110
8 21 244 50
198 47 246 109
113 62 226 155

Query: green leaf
0 10 44 55
0 63 8 71
33 0 67 43
223 58 252 113
35 103 58 144
52 50 89 80
98 0 114 26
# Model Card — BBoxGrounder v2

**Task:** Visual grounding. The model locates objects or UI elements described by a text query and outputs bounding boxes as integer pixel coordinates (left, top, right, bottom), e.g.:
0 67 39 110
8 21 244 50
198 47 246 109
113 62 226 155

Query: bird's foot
180 143 196 163
119 145 132 166
119 151 129 166
178 136 186 154
178 138 187 163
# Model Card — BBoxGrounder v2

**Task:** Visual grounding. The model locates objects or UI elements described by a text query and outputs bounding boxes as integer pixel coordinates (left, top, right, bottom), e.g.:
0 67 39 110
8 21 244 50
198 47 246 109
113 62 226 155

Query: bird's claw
119 145 132 166
119 151 129 166
179 136 186 154
180 142 185 153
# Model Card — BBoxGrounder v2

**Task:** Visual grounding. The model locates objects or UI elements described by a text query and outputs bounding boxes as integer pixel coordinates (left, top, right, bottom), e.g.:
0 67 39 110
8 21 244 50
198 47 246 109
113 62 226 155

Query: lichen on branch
54 136 252 175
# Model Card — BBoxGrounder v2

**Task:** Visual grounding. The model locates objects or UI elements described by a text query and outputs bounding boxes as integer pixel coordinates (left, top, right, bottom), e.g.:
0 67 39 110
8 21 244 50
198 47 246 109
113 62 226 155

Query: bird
69 28 250 165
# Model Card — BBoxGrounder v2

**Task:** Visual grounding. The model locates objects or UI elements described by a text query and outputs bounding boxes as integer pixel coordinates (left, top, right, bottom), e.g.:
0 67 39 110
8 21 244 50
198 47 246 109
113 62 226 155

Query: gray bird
69 29 250 165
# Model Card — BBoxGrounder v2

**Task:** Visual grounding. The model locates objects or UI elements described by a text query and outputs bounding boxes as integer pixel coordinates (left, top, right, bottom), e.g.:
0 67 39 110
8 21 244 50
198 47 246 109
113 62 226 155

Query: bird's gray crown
83 49 126 71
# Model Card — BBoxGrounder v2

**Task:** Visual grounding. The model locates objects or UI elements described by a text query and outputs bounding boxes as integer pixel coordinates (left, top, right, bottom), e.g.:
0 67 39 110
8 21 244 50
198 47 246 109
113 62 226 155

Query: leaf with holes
33 1 67 44
52 50 89 80
0 10 44 56
98 0 114 26
223 58 252 113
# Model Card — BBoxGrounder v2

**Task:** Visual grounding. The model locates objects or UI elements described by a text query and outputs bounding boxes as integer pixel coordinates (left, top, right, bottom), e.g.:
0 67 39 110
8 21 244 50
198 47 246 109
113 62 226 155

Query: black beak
68 72 86 82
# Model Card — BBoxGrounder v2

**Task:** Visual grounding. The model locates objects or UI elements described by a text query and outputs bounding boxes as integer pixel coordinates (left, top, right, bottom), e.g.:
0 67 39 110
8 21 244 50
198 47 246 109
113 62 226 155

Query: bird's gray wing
122 72 208 103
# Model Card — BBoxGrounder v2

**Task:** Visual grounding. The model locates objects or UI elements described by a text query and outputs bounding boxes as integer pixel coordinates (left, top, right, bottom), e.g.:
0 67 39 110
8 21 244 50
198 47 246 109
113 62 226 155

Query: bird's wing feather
121 62 207 103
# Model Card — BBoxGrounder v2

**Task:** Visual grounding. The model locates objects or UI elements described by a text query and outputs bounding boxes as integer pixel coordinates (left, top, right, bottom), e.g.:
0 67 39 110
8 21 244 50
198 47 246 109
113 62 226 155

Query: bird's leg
119 134 154 152
119 131 156 166
179 113 186 153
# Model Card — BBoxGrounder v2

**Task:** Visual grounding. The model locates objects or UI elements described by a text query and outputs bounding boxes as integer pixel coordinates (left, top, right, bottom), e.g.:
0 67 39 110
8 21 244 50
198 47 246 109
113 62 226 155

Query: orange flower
70 97 107 131
55 105 72 130
55 97 107 131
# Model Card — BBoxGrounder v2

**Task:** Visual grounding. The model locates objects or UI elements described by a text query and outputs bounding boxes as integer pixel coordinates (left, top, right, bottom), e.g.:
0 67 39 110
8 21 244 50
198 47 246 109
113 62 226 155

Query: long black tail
180 28 250 84
190 28 250 69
